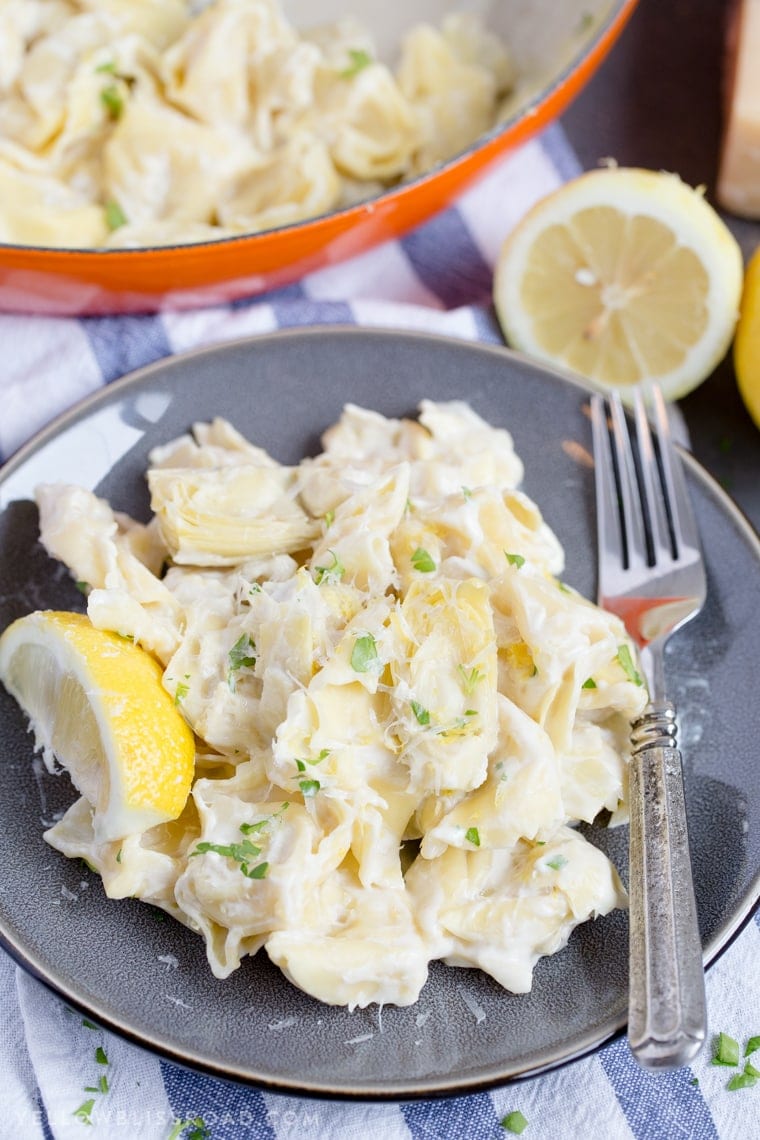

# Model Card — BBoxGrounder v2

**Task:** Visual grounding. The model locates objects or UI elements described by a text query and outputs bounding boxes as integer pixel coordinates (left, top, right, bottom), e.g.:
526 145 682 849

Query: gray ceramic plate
0 328 758 1099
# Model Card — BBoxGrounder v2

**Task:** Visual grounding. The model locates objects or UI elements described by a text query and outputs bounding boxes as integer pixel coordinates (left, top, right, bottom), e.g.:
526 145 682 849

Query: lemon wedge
494 167 743 400
0 611 195 842
734 243 760 428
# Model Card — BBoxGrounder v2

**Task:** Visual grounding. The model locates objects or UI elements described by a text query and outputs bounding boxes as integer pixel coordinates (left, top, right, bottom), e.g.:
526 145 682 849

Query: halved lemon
494 167 743 400
734 242 760 429
0 611 195 841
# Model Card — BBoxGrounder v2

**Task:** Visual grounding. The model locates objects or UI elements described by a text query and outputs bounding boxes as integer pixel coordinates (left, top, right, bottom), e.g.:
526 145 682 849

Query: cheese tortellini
39 399 647 1008
0 0 515 248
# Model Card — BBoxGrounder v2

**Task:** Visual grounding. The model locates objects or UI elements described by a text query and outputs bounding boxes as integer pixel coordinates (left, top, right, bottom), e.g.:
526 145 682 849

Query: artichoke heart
148 465 320 566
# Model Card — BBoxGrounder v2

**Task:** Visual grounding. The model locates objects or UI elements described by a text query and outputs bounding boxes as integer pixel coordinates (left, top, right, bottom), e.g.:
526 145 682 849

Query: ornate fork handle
627 699 707 1068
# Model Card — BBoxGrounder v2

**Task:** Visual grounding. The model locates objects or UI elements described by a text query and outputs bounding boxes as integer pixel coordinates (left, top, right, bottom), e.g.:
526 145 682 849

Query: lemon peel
494 167 743 401
734 243 760 429
0 611 195 841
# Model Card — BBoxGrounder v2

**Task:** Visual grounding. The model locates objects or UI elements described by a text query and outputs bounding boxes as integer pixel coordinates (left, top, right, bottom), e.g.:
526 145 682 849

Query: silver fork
591 385 707 1070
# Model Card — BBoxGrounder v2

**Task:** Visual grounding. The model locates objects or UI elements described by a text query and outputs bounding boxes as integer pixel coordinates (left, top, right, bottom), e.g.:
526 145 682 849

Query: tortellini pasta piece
149 416 281 471
419 694 564 858
102 95 252 229
265 871 429 1008
35 483 181 660
316 61 420 181
45 793 199 924
308 463 410 596
161 0 304 133
491 562 647 754
216 132 342 233
397 12 515 175
406 826 627 993
0 157 108 247
389 577 498 796
174 760 352 977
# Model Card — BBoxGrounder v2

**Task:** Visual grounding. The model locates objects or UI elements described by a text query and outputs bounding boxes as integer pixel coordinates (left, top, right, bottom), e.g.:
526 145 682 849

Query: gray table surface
561 0 760 532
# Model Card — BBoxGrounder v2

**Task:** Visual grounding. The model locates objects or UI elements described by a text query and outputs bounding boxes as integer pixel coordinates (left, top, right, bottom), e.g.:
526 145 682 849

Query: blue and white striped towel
1 123 758 1140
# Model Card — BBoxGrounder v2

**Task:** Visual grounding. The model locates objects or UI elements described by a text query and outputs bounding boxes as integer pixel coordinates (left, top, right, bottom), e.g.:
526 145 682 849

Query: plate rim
1 324 759 1099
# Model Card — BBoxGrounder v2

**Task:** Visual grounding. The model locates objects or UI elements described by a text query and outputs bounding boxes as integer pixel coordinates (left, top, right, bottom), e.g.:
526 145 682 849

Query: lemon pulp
0 611 195 841
494 167 744 400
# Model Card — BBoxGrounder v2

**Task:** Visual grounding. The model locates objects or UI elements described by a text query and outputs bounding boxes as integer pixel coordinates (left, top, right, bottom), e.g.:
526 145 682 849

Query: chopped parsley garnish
462 486 473 501
95 1046 108 1066
100 83 124 119
313 549 345 585
227 633 256 688
411 547 436 573
95 60 118 74
745 1060 760 1079
712 1032 740 1067
84 1075 109 1094
616 643 644 686
105 198 127 231
746 1036 760 1057
504 551 525 569
457 664 484 695
295 750 328 773
75 580 90 594
116 847 122 863
351 632 379 672
546 854 568 871
73 1098 96 1125
341 48 373 78
581 677 597 689
168 1119 211 1140
82 1019 97 1030
191 824 269 880
239 821 267 842
411 700 430 726
174 675 190 705
501 1110 529 1134
294 753 326 796
240 804 289 835
324 509 335 529
192 837 262 864
465 826 480 847
246 861 269 879
438 714 478 737
727 1072 757 1090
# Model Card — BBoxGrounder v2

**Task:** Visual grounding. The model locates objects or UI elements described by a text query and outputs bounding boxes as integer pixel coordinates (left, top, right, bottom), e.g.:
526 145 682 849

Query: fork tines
590 385 700 576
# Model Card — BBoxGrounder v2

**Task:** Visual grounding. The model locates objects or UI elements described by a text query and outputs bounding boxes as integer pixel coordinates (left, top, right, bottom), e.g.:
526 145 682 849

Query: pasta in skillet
31 400 648 1008
0 0 515 248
